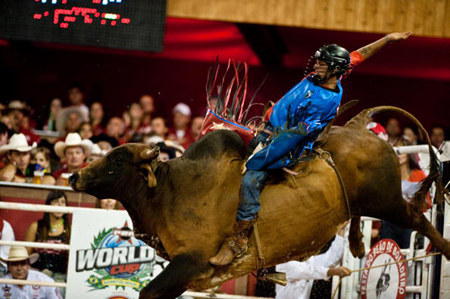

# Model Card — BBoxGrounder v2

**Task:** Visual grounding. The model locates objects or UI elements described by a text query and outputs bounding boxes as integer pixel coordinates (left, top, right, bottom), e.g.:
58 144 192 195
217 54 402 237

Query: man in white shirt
0 246 61 299
276 224 351 299
0 218 15 275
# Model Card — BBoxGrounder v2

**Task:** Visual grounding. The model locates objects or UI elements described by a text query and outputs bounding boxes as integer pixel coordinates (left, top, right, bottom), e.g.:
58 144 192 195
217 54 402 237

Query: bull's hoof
350 242 365 259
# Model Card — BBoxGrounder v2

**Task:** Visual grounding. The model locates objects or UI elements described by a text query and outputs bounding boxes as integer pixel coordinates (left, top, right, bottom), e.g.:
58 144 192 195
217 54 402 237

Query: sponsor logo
76 221 165 291
360 239 407 299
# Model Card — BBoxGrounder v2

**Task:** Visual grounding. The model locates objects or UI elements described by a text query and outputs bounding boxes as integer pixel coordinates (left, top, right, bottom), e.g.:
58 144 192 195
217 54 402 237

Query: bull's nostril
68 172 79 186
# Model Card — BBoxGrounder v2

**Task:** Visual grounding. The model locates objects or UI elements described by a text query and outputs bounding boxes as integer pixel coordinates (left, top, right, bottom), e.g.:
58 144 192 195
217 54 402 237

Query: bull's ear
140 164 157 188
140 146 160 161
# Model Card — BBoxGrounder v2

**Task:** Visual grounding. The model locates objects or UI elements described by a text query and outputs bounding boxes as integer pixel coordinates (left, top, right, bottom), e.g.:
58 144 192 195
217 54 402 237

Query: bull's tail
354 106 448 210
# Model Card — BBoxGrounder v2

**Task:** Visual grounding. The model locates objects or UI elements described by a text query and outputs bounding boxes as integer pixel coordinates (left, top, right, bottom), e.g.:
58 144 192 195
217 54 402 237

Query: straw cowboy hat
54 133 93 159
5 100 30 115
0 133 37 156
55 106 85 136
0 246 39 264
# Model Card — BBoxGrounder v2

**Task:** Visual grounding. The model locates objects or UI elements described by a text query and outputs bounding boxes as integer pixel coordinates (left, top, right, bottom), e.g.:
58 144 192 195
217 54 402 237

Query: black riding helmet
312 44 351 84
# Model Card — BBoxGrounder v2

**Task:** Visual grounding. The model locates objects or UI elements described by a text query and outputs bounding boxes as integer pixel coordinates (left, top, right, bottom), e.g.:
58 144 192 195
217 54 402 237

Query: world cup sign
360 239 407 299
67 209 168 299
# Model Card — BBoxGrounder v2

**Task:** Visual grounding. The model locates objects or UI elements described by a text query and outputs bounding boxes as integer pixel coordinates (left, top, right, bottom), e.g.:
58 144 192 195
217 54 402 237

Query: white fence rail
0 201 266 298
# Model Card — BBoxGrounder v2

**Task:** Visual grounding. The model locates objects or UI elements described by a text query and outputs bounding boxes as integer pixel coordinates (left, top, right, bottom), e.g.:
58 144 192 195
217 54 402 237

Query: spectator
86 144 106 164
125 102 147 140
0 218 15 276
0 246 61 299
24 191 70 287
59 108 84 138
42 98 62 132
1 115 12 130
31 147 53 174
385 117 402 145
430 125 446 149
168 103 192 148
89 102 106 136
5 100 40 144
403 125 419 145
96 198 120 210
190 116 204 141
151 117 169 139
155 142 177 162
140 94 155 126
90 133 119 152
0 134 54 184
0 122 8 147
0 122 9 169
380 137 430 248
67 84 89 121
78 122 94 140
106 117 126 144
367 122 388 141
53 133 92 184
275 223 351 299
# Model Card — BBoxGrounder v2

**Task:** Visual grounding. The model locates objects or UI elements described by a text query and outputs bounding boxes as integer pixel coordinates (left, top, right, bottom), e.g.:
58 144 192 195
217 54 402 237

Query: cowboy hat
54 133 93 159
0 133 37 156
0 246 39 264
55 107 85 136
5 100 30 115
172 103 191 117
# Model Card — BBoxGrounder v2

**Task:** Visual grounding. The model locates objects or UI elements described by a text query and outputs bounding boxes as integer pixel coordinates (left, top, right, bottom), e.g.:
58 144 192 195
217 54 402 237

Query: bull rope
315 149 352 218
331 251 441 299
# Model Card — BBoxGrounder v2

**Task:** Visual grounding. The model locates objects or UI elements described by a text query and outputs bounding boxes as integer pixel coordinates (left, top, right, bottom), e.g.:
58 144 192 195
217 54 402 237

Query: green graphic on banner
76 222 157 292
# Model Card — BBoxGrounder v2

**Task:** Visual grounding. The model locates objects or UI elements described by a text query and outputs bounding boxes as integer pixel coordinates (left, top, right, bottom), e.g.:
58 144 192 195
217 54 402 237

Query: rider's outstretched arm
356 32 412 60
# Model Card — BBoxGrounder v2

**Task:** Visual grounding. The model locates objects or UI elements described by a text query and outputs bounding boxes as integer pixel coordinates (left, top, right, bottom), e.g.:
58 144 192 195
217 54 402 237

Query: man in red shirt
53 133 92 185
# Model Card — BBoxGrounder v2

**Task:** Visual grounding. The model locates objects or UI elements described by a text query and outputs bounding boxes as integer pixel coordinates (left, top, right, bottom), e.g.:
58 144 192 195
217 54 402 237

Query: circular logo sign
360 239 407 299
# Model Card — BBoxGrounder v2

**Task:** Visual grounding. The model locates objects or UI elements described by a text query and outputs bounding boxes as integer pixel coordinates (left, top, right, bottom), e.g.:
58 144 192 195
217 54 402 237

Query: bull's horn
140 164 157 188
141 146 160 160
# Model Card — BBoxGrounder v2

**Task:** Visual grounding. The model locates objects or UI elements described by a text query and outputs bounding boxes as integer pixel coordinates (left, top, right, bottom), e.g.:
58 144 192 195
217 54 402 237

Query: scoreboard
0 0 166 52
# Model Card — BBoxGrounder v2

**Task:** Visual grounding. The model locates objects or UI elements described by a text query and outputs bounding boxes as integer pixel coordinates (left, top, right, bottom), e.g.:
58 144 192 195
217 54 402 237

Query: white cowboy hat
54 133 93 159
89 143 107 157
0 246 39 264
172 103 191 117
0 133 37 155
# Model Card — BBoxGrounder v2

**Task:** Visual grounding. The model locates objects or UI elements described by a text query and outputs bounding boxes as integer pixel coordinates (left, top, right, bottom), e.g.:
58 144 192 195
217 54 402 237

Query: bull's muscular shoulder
184 130 246 160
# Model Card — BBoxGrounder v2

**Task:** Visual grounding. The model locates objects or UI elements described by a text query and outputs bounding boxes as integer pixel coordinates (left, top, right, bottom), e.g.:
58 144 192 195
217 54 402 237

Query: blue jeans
237 124 273 221
237 170 269 220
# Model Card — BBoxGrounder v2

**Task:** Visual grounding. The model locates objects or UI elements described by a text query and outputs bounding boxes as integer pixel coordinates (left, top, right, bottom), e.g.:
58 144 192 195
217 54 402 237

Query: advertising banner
66 209 167 299
360 239 407 299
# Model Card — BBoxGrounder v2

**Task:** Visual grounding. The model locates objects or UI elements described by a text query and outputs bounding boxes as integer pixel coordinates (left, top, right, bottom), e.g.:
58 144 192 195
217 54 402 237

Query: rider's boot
209 220 254 266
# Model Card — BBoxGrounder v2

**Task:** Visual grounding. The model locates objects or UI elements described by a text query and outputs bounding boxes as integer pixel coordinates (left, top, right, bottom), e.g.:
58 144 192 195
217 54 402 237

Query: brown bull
70 106 449 299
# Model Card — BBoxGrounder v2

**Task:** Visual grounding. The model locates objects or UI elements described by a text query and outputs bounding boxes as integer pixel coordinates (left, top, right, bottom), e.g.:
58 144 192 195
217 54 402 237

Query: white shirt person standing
0 246 61 299
276 223 351 299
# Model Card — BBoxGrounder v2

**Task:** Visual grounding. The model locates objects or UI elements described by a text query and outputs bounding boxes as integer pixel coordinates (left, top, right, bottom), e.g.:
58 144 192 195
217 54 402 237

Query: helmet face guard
311 44 351 85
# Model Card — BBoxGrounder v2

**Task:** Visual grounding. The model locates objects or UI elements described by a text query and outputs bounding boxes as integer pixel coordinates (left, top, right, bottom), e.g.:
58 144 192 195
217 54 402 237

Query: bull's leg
139 253 213 299
349 216 365 258
381 203 450 259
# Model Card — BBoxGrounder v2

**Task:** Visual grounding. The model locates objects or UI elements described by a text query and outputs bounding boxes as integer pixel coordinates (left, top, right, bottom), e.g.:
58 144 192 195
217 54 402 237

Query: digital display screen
0 0 166 52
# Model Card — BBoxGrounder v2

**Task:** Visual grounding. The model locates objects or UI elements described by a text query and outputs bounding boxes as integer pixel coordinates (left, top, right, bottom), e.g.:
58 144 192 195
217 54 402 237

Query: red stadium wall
1 44 449 130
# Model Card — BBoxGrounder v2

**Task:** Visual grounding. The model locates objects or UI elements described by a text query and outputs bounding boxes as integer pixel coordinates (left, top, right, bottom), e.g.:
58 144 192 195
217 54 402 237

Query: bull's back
323 125 402 215
256 158 346 265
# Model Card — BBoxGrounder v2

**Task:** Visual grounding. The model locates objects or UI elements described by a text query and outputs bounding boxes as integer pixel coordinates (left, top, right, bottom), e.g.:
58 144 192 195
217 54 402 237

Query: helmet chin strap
312 66 340 85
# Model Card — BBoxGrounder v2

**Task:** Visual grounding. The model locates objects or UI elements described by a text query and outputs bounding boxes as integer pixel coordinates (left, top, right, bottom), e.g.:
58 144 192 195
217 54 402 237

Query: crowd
0 84 449 298
0 86 207 298
0 85 206 186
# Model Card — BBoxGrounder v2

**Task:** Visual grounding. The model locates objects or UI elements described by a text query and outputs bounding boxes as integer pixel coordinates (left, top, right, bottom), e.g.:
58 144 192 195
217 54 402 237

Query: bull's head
69 144 160 199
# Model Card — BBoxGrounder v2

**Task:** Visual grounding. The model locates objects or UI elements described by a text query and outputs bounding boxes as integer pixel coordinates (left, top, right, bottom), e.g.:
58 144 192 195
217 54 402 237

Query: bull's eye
111 156 123 163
